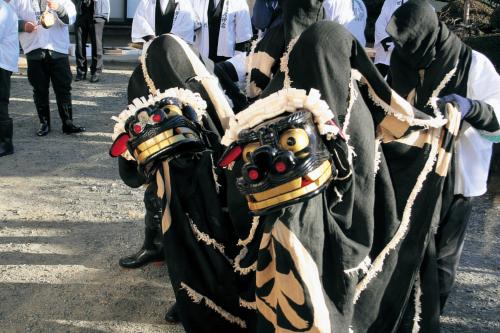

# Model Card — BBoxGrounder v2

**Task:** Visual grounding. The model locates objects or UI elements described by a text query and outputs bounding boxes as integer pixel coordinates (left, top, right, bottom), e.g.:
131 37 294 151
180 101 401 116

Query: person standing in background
12 0 85 136
374 0 408 77
132 0 197 45
73 0 110 83
0 0 18 157
323 0 367 46
190 0 253 63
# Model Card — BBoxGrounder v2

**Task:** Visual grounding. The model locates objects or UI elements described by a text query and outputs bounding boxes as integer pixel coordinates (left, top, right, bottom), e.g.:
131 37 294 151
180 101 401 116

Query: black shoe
118 246 164 268
0 141 13 157
90 73 100 83
75 72 86 81
62 123 86 134
0 119 14 157
36 121 50 136
164 303 180 324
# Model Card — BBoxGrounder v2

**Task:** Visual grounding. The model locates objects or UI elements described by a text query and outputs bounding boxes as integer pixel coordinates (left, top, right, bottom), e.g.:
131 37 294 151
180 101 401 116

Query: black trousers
436 194 473 310
26 50 72 123
75 14 105 75
0 68 12 122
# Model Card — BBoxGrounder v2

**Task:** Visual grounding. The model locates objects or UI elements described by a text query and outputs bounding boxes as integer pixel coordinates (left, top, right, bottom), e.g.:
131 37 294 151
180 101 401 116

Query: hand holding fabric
47 0 59 10
439 94 473 119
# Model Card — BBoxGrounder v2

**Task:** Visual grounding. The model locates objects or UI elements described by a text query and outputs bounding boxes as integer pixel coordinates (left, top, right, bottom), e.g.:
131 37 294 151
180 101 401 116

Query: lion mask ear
109 133 131 158
218 143 242 168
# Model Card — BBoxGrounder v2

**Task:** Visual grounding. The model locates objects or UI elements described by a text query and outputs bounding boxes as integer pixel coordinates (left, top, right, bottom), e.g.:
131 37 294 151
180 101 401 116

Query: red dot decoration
248 169 259 181
275 161 287 173
133 124 143 134
152 114 162 123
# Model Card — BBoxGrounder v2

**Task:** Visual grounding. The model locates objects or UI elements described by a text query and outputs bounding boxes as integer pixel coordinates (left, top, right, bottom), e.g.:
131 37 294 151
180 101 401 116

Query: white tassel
187 214 233 264
233 246 257 275
280 37 300 89
239 298 257 310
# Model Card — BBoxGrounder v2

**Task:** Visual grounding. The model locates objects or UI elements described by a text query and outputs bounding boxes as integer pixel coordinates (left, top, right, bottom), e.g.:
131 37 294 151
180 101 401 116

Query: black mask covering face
386 0 439 70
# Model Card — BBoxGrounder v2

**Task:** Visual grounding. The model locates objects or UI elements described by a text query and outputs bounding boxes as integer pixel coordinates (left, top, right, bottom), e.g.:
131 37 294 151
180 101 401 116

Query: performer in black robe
386 0 500 323
218 0 465 331
113 33 255 330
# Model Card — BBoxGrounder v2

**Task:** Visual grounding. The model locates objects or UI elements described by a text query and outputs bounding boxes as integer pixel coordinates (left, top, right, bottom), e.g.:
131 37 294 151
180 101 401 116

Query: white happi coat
455 51 500 197
190 0 252 59
132 0 197 44
12 0 76 55
323 0 367 46
0 0 19 72
374 0 408 66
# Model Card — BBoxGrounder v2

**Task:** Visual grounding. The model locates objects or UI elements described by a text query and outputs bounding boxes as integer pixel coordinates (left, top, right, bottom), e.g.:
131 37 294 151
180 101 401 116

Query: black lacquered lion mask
219 88 351 215
110 88 208 168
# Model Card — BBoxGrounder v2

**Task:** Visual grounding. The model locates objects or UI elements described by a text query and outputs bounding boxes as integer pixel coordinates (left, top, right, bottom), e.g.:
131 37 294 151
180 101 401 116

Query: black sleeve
464 100 500 132
18 20 27 32
235 40 251 53
55 5 70 24
118 157 147 188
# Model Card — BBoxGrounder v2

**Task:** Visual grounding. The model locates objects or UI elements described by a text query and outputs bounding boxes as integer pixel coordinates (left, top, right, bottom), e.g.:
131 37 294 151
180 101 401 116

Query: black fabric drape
387 0 472 114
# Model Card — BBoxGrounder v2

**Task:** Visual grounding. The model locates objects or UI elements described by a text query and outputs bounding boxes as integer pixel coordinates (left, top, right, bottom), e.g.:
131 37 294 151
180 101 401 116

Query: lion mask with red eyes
219 88 351 215
109 88 208 174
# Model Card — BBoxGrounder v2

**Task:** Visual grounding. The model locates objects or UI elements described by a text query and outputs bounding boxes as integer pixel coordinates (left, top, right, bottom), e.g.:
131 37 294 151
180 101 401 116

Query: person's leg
90 18 105 82
0 68 14 156
436 194 473 311
119 181 164 268
75 15 90 80
49 54 85 133
27 53 51 136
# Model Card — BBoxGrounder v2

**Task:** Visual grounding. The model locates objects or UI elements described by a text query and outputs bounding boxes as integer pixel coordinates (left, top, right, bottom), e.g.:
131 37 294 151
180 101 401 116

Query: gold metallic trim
137 129 174 151
134 133 193 163
248 161 332 211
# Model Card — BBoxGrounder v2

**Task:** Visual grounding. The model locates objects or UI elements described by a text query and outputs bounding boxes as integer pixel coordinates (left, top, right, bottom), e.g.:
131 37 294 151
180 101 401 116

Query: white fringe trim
374 138 382 177
237 216 260 247
412 273 422 333
221 88 336 146
209 154 222 194
239 298 257 310
353 127 441 303
140 38 157 95
344 256 372 276
425 65 458 118
343 74 359 166
111 88 208 160
280 37 299 89
245 37 261 97
353 69 446 129
187 214 233 264
233 246 257 275
180 282 247 328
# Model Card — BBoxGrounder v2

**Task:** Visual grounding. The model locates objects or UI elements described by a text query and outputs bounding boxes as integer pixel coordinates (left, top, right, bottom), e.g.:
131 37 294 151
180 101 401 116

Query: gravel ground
0 67 498 333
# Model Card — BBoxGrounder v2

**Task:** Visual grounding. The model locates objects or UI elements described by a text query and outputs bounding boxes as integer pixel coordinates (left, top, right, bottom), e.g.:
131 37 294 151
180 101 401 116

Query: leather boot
57 102 85 134
0 118 14 157
164 302 180 324
119 226 164 268
35 103 51 136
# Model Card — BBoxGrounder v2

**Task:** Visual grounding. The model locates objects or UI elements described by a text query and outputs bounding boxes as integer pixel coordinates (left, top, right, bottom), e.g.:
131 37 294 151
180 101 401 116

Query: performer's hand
47 0 59 10
381 37 393 52
24 21 38 33
439 94 473 119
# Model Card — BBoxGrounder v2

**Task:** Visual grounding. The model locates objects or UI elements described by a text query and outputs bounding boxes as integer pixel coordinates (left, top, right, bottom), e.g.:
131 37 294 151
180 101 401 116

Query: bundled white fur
221 88 338 146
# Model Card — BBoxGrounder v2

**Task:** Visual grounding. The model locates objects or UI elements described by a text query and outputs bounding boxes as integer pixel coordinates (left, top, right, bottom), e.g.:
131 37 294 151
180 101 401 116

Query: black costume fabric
223 20 462 332
387 0 472 115
125 34 256 332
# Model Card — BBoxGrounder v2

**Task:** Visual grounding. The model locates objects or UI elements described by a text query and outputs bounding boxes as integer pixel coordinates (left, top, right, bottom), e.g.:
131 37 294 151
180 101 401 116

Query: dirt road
0 67 498 332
